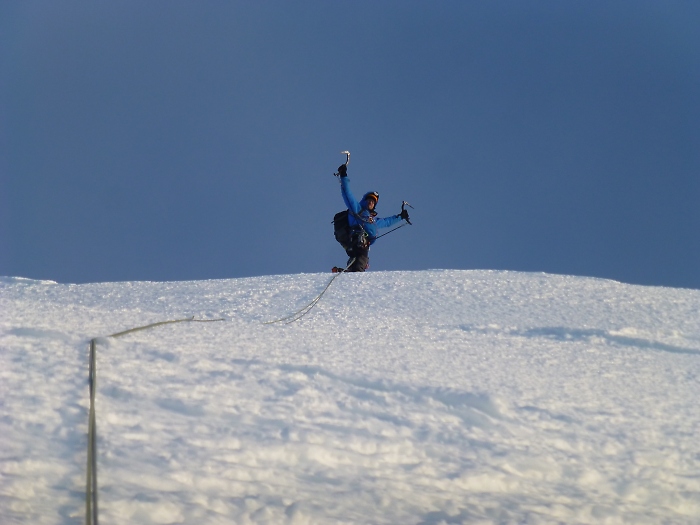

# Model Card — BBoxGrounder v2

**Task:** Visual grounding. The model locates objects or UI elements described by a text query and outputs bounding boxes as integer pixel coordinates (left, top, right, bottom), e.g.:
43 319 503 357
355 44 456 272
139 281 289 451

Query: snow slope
1 270 699 524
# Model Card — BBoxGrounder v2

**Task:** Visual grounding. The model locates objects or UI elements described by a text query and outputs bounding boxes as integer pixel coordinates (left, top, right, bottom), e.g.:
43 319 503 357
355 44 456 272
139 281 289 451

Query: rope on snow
85 316 225 525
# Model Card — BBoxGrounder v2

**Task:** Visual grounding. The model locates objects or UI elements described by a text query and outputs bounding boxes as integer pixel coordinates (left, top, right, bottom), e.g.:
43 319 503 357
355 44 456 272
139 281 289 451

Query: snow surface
1 270 700 524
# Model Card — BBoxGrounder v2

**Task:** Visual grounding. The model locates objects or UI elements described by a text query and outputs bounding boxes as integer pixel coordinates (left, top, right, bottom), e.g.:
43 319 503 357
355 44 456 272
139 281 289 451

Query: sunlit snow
1 270 699 524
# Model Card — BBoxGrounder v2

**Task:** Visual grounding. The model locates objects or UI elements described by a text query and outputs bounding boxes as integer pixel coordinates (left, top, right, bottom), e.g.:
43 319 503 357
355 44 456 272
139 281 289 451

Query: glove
400 208 410 221
337 164 347 177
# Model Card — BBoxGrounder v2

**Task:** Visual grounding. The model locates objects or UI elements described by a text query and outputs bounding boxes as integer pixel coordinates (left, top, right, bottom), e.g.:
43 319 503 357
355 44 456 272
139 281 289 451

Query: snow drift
1 270 699 524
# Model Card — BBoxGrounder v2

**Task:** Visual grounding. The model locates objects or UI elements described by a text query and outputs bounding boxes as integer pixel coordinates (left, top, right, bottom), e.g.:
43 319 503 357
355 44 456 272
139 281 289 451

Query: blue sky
2 1 699 288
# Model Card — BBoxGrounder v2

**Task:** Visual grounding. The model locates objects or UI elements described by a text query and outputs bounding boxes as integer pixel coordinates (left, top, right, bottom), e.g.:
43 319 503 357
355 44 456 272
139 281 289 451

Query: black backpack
333 210 351 248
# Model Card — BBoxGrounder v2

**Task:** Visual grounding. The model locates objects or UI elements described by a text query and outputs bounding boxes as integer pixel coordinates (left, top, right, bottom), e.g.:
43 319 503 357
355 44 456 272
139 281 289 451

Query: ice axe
402 201 414 225
334 151 351 177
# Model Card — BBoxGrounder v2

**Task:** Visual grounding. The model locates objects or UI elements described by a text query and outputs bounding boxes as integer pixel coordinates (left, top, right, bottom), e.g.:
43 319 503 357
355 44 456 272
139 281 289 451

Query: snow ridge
1 270 699 524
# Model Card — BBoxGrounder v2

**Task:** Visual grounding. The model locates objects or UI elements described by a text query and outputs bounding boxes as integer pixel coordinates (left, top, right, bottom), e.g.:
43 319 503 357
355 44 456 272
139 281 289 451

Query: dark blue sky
2 1 699 289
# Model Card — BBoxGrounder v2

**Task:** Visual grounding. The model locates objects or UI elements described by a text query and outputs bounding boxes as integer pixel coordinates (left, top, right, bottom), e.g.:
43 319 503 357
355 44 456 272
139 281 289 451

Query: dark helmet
362 191 379 207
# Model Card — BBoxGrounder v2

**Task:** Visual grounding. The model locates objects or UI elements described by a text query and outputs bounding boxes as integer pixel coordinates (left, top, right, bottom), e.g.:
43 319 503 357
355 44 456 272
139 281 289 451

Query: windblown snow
1 270 699 524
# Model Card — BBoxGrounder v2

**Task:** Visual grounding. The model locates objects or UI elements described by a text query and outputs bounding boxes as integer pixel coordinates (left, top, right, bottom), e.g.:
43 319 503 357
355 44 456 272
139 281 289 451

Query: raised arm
339 171 362 215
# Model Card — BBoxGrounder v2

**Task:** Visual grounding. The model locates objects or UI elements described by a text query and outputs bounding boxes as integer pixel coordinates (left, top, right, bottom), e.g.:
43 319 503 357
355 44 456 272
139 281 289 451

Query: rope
85 316 225 525
373 222 408 241
109 316 224 338
86 339 98 525
263 258 356 325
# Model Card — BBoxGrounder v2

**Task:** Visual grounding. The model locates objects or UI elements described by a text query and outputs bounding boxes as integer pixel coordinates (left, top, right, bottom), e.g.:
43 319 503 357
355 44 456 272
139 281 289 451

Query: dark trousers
345 246 369 272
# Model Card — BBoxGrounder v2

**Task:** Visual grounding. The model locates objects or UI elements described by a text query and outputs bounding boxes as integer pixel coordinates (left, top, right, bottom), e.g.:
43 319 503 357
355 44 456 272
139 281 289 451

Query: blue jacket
340 176 403 245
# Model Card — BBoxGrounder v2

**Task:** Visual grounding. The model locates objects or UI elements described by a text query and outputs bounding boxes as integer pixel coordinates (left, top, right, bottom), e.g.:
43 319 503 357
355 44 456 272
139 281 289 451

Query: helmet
363 192 379 205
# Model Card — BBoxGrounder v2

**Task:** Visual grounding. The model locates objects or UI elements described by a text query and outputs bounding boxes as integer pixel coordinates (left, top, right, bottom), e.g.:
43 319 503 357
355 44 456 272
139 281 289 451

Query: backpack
333 210 351 248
